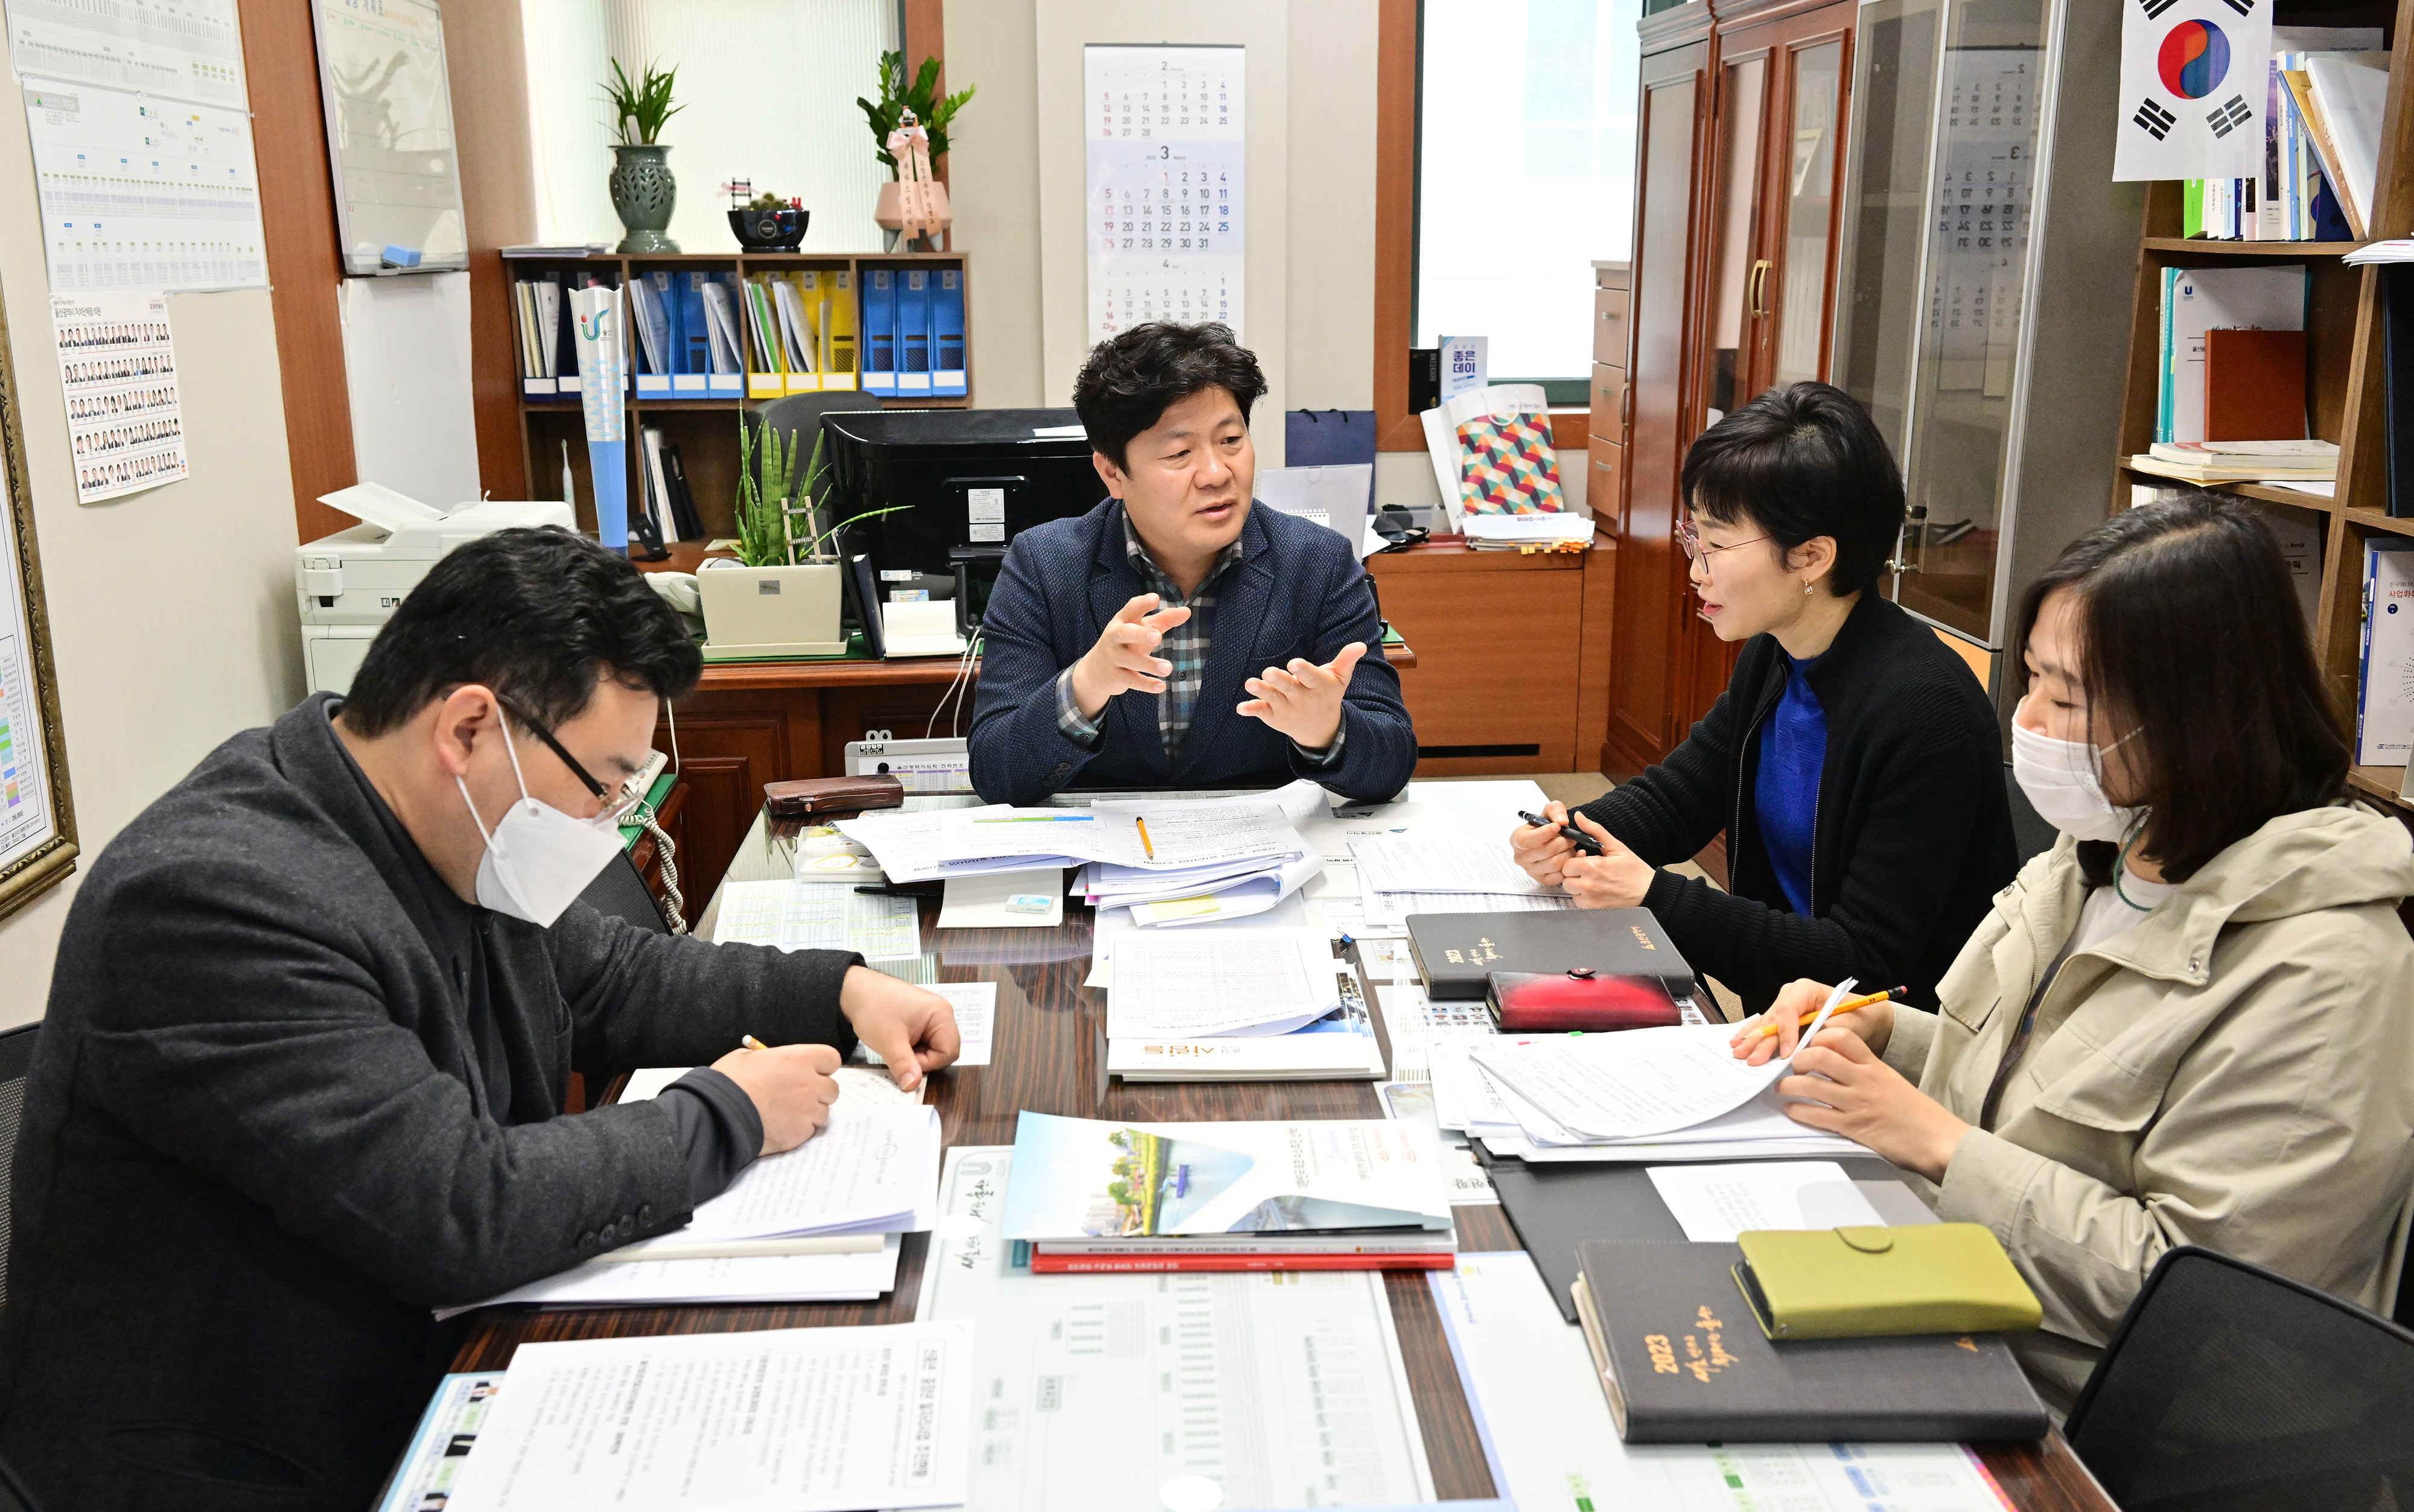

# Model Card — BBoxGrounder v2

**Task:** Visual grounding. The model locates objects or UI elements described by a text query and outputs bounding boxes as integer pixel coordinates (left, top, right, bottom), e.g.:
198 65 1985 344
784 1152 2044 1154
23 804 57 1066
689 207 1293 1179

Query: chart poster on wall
3 0 249 110
0 296 77 919
22 78 267 293
50 290 186 503
1084 44 1245 344
310 0 468 275
2113 0 2272 181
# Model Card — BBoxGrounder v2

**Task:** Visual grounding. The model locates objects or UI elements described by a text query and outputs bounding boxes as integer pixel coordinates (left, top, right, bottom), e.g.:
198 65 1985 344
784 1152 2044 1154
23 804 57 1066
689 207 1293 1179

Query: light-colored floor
1421 771 1746 1021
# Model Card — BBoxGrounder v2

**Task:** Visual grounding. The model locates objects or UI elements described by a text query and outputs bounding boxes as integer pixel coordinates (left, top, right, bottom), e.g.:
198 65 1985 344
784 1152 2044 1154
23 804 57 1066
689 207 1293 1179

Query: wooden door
1607 36 1713 777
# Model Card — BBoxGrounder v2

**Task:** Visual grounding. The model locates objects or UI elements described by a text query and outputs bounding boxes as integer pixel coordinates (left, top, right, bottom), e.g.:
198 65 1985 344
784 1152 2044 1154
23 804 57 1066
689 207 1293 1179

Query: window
1412 0 1642 403
517 0 899 254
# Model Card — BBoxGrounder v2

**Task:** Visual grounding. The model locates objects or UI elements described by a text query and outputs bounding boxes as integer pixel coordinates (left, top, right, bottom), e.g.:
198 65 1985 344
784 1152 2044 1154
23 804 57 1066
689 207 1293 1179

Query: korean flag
2114 0 2272 180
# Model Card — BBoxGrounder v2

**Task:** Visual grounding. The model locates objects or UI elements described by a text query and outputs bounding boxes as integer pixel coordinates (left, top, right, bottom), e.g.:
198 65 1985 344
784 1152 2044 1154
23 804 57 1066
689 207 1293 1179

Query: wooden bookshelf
2115 0 2414 818
507 250 972 544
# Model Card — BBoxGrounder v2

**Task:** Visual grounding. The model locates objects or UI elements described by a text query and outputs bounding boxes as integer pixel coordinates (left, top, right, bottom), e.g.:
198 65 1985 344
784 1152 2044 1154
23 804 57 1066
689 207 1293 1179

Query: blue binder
933 268 967 398
677 275 710 392
896 270 932 395
862 270 898 396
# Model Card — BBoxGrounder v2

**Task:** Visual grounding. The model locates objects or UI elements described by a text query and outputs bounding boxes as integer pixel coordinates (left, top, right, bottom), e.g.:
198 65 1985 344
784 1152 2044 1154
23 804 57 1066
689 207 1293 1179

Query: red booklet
1486 969 1683 1032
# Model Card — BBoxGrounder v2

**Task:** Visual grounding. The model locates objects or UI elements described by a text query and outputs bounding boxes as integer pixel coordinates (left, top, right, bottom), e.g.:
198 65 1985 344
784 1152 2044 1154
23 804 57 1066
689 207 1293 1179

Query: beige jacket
1883 803 2414 1412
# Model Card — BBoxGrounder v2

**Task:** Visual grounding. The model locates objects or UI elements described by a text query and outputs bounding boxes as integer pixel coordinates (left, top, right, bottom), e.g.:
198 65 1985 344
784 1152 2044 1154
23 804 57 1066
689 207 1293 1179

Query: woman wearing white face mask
1732 495 2414 1413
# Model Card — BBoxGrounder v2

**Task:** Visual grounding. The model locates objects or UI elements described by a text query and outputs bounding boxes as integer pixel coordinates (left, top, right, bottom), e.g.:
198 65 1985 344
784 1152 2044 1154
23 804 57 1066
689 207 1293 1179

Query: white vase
696 562 847 659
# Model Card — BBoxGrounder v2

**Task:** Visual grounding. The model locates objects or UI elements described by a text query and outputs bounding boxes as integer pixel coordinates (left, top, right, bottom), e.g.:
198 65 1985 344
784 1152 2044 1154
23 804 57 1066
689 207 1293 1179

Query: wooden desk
455 801 2115 1511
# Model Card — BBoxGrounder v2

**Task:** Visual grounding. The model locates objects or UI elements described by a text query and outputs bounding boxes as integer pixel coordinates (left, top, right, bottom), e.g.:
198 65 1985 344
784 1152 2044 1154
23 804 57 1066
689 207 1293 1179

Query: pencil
1136 816 1156 860
1751 985 1908 1038
741 1034 770 1051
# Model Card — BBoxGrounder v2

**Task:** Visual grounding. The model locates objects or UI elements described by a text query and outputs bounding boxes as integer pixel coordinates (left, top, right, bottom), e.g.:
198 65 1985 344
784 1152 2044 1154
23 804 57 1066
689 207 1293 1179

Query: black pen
1518 809 1605 856
853 883 942 897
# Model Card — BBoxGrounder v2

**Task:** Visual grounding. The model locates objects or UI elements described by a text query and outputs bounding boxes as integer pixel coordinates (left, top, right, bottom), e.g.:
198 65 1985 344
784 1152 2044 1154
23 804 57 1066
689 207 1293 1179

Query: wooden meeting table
454 800 2116 1511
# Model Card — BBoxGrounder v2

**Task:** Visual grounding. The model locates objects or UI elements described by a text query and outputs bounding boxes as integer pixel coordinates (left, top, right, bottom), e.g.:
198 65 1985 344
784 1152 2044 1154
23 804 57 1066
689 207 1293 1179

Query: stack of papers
1461 513 1597 549
1350 830 1577 930
838 787 1315 891
1104 926 1387 1079
712 879 919 965
1433 1026 1859 1163
445 1105 943 1312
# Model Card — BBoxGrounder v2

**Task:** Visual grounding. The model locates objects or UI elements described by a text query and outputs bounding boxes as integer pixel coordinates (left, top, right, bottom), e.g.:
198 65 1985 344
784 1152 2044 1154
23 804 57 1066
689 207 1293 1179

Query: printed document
941 797 1305 870
1430 1252 2018 1512
442 1322 972 1511
1351 832 1564 896
1104 927 1340 1037
916 1146 1436 1512
680 1104 939 1241
1645 1161 1888 1242
1470 1023 1792 1140
450 1237 901 1312
712 879 919 961
856 982 997 1070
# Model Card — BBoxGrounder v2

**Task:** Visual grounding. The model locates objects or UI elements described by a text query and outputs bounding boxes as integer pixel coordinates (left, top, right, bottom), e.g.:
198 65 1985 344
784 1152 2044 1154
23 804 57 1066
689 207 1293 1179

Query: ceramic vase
610 144 679 253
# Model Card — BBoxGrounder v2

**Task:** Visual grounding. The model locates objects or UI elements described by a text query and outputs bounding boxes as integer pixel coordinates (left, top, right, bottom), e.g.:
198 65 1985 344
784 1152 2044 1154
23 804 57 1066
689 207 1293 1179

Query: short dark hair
2013 495 2347 885
1071 322 1269 471
342 527 701 737
1680 381 1907 596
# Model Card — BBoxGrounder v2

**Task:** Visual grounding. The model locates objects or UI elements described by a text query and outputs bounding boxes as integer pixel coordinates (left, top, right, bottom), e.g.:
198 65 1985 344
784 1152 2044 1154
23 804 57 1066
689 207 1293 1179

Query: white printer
296 482 575 693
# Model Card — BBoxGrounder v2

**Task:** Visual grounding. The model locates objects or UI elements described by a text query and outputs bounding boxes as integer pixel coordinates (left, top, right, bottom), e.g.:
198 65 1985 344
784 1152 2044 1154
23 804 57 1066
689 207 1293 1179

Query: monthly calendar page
1085 45 1246 343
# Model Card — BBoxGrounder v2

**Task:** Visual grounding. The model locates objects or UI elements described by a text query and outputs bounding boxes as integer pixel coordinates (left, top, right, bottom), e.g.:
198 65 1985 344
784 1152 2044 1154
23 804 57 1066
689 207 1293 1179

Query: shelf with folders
505 250 973 545
2108 0 2414 818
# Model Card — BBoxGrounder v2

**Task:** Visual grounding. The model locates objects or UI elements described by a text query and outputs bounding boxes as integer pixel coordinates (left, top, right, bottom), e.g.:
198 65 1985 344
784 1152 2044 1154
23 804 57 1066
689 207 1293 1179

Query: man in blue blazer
969 323 1417 803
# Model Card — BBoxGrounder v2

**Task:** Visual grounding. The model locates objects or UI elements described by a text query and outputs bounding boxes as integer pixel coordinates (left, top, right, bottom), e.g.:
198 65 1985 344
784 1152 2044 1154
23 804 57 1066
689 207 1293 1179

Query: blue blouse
1754 650 1827 916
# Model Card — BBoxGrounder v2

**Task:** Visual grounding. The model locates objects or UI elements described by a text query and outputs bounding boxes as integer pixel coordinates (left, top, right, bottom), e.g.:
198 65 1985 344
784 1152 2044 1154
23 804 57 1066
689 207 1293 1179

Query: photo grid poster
51 290 186 503
1084 45 1246 344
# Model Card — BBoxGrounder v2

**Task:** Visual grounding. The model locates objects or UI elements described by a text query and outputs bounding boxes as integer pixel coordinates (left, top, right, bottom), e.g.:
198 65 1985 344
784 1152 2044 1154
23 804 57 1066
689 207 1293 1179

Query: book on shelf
2133 440 2337 484
2156 265 2307 445
2204 328 2308 442
2384 265 2414 518
824 270 859 390
2357 538 2414 766
999 1111 1457 1271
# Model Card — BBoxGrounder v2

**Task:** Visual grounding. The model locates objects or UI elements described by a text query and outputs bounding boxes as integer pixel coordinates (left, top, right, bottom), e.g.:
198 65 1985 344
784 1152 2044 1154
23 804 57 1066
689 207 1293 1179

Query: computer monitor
819 408 1110 587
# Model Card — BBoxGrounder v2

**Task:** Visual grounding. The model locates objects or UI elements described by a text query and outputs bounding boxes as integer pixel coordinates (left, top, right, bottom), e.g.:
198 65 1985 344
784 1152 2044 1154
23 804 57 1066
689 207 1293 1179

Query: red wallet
1485 969 1684 1033
763 775 906 819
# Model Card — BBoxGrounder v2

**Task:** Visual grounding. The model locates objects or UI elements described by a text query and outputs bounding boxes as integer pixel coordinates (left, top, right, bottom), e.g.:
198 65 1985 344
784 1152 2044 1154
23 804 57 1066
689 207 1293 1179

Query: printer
296 482 575 693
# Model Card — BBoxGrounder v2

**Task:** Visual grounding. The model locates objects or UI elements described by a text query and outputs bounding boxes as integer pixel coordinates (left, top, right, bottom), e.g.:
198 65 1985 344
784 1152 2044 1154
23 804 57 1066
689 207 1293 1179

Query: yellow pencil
1136 816 1156 860
1751 985 1908 1039
741 1034 770 1051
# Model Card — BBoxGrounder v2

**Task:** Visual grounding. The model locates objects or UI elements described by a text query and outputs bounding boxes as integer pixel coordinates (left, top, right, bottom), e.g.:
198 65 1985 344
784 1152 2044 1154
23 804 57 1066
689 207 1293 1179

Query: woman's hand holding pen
1730 979 1968 1183
1509 801 1580 886
1512 804 1653 906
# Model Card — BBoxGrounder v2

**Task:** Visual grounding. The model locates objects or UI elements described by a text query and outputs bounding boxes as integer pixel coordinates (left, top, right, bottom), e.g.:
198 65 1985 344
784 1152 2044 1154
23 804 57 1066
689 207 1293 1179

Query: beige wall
0 81 305 1023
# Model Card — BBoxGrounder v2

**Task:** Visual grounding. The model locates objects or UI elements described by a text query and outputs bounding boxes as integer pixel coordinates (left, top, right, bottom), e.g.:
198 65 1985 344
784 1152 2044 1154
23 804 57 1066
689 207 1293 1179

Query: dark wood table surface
456 802 2116 1511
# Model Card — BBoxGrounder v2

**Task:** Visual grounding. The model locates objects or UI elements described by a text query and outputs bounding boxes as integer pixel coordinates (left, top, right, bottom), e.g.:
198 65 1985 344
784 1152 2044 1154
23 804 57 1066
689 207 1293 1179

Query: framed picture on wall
0 286 77 921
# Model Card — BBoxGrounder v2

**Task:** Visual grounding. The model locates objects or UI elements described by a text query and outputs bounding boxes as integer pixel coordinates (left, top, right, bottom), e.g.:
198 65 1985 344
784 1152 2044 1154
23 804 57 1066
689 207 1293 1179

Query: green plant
604 58 682 146
857 51 975 173
733 424 911 566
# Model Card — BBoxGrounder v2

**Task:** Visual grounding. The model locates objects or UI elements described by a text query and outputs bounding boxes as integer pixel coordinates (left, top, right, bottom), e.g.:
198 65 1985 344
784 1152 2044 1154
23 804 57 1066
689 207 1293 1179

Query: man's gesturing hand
1238 643 1367 752
710 1041 841 1155
1069 594 1193 719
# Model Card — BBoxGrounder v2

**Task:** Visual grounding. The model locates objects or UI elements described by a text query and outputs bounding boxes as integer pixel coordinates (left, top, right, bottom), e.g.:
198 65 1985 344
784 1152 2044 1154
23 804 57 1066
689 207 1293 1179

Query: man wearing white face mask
1730 497 2414 1415
0 527 961 1512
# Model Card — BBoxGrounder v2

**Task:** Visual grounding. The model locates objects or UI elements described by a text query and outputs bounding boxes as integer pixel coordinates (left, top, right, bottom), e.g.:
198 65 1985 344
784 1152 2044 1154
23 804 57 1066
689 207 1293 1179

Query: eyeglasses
1675 519 1772 570
496 695 651 825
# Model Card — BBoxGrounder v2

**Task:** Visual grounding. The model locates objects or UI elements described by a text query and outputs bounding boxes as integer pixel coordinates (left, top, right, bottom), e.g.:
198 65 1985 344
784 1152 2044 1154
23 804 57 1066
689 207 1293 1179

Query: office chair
2002 762 2057 865
576 851 672 935
750 393 881 482
2063 1245 2414 1511
0 1022 37 1313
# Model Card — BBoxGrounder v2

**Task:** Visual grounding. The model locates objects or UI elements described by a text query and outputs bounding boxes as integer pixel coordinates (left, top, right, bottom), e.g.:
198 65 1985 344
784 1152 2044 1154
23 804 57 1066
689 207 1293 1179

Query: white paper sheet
937 869 1064 928
712 879 919 961
915 1146 1436 1512
459 1236 902 1311
836 806 1061 884
942 798 1305 871
1431 1253 2016 1512
51 290 188 502
1645 1161 1888 1242
619 1064 924 1108
443 1321 972 1511
1374 1082 1498 1205
1103 926 1339 1037
1471 1023 1794 1140
1083 892 1315 988
1374 982 1495 1082
1351 831 1564 896
1358 873 1577 933
681 1104 939 1241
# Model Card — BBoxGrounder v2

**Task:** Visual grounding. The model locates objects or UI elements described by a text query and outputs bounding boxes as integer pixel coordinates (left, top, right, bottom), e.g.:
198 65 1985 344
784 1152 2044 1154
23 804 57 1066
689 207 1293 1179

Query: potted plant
724 182 807 250
605 59 682 253
858 51 973 250
698 426 908 658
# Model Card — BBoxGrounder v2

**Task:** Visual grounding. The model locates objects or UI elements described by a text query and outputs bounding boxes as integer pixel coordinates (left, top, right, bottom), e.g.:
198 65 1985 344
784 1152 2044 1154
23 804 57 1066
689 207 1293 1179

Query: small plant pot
729 206 809 250
610 144 680 253
696 562 846 659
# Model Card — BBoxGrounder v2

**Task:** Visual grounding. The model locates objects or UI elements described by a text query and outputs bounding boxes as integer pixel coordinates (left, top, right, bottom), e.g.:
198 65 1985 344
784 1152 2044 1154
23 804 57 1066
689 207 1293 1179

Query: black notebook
1406 906 1693 1001
1572 1240 2049 1443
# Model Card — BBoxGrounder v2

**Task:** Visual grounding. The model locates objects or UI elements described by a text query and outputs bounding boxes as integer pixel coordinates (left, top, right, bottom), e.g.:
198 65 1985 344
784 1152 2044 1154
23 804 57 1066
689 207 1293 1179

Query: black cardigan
1578 593 2016 1015
0 695 862 1512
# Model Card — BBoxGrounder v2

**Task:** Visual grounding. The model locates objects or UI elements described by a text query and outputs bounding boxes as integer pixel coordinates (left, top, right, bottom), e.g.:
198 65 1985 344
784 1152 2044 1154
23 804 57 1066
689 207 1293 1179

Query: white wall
0 80 304 1024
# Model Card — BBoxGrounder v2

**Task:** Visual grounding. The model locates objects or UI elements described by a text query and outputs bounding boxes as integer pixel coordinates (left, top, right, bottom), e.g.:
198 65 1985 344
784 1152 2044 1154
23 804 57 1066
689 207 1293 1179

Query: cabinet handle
1748 259 1773 319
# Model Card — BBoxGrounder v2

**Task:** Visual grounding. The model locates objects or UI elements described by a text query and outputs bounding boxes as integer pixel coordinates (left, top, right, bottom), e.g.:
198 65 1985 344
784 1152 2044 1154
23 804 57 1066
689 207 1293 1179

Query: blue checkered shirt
1054 507 1344 767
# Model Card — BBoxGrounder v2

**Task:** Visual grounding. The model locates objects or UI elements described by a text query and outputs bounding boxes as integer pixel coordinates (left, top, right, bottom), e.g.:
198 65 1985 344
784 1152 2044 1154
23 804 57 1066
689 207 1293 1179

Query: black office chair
2004 761 2057 865
0 1022 37 1313
2063 1245 2414 1511
577 851 672 935
748 393 881 480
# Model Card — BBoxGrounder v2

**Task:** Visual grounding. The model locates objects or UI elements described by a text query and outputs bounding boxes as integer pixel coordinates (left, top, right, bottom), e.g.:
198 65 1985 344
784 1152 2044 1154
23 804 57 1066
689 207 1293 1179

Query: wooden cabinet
1605 0 1854 778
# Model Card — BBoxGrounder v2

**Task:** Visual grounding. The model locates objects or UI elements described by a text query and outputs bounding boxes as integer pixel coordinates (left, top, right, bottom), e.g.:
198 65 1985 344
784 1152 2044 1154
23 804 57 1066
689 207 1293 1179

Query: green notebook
1732 1224 2042 1341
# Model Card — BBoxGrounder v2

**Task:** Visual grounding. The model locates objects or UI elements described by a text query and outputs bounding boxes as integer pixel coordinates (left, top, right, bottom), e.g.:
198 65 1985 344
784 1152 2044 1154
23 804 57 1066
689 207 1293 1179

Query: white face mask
455 720 623 926
2011 703 2147 845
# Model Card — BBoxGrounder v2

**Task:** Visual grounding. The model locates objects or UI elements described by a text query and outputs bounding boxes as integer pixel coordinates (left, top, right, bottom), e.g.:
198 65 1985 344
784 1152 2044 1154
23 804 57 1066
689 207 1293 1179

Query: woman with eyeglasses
1729 495 2414 1410
1508 380 2017 1014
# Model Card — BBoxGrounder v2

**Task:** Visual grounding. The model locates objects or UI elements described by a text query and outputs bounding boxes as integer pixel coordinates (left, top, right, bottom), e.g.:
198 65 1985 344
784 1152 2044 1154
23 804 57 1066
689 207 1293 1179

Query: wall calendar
1084 44 1245 345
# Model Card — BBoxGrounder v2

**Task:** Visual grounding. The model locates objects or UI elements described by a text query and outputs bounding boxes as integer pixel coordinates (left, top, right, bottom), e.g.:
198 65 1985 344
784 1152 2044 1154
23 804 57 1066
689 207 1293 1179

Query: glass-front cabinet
1830 0 2140 702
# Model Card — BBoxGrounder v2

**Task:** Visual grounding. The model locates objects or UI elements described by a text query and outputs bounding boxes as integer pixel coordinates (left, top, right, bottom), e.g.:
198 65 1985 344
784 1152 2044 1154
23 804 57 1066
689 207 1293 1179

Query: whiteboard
311 0 468 275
